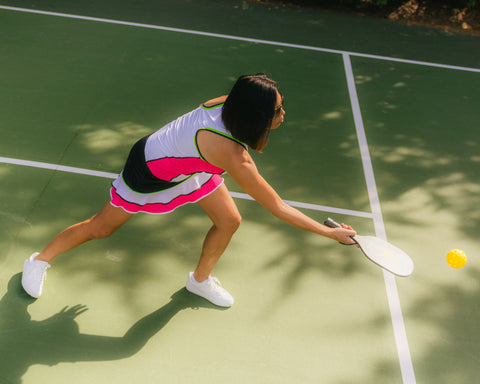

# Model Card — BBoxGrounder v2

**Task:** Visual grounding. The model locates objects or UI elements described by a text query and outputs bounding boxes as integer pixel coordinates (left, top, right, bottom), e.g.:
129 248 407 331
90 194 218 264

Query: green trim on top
202 103 224 109
201 102 224 110
195 128 246 161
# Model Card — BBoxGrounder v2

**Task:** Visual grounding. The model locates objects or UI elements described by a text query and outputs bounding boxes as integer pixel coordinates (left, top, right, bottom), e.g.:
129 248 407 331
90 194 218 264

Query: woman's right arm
197 134 356 244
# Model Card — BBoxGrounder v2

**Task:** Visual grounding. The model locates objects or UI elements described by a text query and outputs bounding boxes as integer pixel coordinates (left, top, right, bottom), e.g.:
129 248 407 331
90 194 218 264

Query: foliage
299 0 478 9
363 0 478 8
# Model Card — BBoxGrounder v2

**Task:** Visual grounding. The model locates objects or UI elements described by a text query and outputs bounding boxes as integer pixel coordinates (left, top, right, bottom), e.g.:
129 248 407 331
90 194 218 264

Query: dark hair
222 74 278 151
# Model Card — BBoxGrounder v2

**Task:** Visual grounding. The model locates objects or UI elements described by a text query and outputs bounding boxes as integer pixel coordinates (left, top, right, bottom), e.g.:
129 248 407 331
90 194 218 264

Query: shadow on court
0 273 223 384
364 268 480 384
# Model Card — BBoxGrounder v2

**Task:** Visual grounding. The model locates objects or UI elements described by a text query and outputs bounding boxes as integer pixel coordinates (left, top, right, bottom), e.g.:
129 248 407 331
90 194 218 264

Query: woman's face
270 91 285 130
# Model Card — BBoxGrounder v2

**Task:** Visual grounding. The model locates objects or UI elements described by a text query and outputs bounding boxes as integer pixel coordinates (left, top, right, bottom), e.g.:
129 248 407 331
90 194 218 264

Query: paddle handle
324 217 357 245
324 217 342 228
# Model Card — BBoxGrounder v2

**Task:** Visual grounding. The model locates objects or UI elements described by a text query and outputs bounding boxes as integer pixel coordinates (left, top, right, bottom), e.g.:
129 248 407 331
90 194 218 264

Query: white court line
0 156 118 179
0 156 372 219
343 53 416 383
229 191 373 218
1 5 480 73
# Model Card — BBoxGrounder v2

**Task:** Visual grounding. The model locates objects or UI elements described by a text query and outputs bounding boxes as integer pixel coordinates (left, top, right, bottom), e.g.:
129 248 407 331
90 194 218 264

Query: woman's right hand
329 224 357 245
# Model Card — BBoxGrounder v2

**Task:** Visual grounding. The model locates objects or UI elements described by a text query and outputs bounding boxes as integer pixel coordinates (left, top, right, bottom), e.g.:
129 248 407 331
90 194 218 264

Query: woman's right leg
22 202 133 298
35 202 134 263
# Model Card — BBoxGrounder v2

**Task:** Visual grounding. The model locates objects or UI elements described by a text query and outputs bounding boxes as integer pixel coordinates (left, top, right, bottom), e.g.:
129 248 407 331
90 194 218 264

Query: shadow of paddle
0 273 224 383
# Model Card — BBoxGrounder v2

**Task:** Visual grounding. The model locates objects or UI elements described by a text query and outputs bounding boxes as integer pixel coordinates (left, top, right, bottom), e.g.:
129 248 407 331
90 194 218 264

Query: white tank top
144 103 245 183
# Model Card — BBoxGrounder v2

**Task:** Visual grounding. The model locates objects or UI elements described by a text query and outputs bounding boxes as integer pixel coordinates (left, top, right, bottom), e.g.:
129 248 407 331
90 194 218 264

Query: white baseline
0 5 479 73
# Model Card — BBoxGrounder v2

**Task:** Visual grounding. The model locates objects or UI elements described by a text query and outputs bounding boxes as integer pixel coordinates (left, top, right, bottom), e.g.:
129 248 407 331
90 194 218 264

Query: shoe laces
208 276 222 287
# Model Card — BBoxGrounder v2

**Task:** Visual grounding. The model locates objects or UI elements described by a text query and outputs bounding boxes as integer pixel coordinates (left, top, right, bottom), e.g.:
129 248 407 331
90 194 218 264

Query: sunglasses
274 93 284 116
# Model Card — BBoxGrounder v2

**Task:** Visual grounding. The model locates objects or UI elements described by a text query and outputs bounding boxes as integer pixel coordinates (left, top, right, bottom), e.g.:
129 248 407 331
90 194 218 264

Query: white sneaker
22 253 51 298
185 272 234 307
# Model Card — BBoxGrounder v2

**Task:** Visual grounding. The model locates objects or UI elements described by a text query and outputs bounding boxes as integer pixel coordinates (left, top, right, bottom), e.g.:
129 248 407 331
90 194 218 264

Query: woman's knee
217 211 242 234
231 212 242 231
84 218 118 240
90 225 117 240
86 204 132 240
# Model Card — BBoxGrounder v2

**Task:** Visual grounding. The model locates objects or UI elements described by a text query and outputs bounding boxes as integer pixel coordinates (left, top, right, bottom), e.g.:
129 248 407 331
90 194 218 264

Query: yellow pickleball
446 249 467 269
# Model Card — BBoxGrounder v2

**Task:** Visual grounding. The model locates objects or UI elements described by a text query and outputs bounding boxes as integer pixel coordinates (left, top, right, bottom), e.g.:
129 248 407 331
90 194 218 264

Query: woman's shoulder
202 95 228 108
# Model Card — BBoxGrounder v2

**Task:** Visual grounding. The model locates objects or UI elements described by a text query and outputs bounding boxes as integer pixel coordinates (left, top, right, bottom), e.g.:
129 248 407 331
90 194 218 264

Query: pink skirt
110 173 224 214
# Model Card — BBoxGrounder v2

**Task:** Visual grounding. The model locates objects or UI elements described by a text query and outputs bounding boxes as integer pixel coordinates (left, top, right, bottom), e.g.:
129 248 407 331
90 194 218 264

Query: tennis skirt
110 173 223 214
109 135 224 214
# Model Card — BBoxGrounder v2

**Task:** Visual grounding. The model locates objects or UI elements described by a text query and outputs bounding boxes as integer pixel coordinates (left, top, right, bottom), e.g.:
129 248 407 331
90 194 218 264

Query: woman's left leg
194 184 242 282
185 184 241 307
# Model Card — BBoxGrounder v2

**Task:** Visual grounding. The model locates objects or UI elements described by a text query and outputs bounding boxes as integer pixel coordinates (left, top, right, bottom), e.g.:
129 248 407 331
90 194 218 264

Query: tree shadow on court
348 60 480 239
332 61 480 382
0 273 223 384
352 268 480 384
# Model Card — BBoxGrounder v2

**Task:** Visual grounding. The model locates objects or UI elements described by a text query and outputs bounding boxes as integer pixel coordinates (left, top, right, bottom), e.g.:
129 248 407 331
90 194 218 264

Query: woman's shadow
0 273 224 383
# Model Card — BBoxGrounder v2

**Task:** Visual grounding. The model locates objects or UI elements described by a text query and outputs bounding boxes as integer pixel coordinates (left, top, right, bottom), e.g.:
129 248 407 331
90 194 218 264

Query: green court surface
1 1 479 383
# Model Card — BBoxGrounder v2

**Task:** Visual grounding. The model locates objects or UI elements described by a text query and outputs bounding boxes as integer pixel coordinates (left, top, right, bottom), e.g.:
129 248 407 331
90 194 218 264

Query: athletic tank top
144 103 245 182
120 103 246 194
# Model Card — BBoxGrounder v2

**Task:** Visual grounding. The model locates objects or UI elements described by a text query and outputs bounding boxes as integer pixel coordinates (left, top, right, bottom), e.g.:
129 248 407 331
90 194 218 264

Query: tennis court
1 1 479 383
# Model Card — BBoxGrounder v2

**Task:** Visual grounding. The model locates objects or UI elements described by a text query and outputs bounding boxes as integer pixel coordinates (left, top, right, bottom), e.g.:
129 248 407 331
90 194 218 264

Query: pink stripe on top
147 157 224 181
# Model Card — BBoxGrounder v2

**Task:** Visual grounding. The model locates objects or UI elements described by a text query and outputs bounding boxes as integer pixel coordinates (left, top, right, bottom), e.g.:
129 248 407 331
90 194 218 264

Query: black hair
222 74 278 151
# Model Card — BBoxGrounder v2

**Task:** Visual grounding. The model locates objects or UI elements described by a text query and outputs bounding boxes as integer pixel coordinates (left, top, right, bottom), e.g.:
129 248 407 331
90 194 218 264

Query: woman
22 74 356 306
